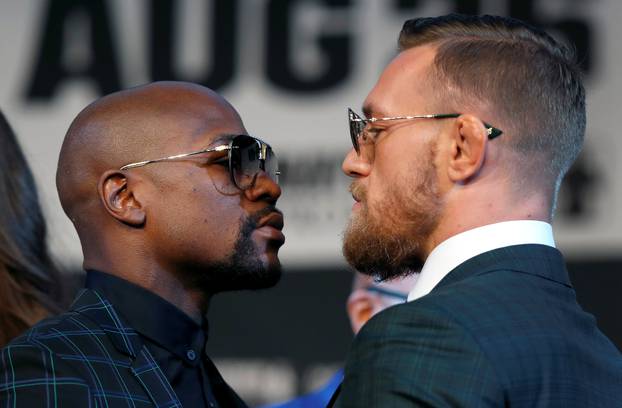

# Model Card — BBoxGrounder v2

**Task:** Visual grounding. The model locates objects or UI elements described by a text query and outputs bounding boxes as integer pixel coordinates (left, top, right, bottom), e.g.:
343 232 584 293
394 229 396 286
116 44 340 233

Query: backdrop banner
0 0 618 267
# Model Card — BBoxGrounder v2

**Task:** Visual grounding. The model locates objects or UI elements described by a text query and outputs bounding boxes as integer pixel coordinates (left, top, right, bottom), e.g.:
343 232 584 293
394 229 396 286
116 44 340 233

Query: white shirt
407 220 556 302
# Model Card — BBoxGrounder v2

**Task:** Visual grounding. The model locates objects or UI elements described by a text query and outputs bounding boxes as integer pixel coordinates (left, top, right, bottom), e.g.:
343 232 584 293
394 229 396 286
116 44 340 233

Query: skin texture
342 44 551 279
56 82 284 322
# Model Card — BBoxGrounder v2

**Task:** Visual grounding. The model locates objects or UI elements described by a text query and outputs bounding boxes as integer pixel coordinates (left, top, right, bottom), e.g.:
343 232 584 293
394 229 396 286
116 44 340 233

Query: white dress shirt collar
407 220 556 302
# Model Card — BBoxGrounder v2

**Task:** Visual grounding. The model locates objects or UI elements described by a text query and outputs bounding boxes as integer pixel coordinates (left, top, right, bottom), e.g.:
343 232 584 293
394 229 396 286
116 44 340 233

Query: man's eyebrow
207 133 238 146
362 103 388 119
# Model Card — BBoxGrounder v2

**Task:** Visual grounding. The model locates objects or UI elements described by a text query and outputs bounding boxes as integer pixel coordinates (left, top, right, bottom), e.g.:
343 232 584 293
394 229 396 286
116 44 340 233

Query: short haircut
399 14 586 187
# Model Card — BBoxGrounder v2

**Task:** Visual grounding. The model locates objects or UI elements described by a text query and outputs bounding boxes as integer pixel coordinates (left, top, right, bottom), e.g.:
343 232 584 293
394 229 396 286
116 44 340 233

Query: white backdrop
0 0 620 270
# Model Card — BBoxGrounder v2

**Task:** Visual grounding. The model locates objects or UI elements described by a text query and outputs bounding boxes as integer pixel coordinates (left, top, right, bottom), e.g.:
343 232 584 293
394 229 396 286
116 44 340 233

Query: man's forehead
188 119 247 148
138 83 243 141
363 44 438 116
166 106 246 149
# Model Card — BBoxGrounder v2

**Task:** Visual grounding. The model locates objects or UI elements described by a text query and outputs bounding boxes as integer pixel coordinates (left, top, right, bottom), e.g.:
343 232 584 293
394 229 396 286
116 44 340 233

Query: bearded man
332 14 622 407
0 82 284 407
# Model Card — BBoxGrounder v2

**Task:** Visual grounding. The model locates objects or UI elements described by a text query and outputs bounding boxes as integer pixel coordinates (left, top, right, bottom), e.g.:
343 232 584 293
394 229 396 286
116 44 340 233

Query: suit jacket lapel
130 346 182 408
71 289 182 407
434 244 572 292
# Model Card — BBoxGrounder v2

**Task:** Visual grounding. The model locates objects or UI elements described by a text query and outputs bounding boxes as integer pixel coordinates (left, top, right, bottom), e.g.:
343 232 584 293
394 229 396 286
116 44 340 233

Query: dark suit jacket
0 288 246 407
332 245 622 407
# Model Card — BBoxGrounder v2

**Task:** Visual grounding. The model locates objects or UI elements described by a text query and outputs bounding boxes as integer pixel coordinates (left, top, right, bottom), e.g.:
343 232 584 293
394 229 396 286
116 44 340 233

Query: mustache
349 182 367 202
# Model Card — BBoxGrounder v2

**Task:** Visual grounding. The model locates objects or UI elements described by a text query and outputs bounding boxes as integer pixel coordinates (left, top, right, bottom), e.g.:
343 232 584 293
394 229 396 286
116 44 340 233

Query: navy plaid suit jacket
0 288 232 407
332 245 622 407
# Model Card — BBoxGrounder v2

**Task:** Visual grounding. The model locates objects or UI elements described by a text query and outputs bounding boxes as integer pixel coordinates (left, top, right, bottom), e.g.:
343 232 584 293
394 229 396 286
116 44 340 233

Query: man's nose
342 148 372 178
244 171 282 204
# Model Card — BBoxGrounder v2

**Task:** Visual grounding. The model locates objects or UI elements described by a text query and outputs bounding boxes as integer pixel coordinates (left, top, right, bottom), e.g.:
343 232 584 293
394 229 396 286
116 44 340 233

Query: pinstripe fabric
0 289 182 407
333 245 622 407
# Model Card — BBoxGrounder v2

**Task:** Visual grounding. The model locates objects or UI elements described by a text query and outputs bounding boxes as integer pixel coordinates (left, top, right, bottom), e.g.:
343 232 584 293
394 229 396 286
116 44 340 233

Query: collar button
186 349 197 361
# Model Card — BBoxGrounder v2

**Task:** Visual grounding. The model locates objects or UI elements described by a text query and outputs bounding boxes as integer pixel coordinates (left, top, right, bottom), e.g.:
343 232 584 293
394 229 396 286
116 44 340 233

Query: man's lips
349 182 365 208
255 211 285 243
351 192 363 211
257 211 284 230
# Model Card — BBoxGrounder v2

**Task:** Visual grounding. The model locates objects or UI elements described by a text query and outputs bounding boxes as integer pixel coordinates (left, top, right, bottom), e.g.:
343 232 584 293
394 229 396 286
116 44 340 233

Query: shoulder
1 304 120 379
0 306 137 405
346 269 560 386
7 288 131 361
357 295 500 367
7 308 98 350
358 270 520 339
339 272 553 406
353 295 489 362
339 299 503 406
1 309 97 370
343 268 622 406
0 314 94 405
359 268 573 359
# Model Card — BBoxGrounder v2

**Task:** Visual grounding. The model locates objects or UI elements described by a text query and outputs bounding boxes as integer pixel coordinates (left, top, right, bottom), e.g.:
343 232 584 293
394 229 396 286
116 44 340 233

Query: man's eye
209 156 228 166
365 127 382 141
198 154 227 167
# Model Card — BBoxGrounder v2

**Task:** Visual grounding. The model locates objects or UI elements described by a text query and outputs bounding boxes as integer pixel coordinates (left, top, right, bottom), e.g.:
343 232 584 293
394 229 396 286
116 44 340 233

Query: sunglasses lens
264 147 279 185
348 109 361 153
231 135 258 190
230 135 278 190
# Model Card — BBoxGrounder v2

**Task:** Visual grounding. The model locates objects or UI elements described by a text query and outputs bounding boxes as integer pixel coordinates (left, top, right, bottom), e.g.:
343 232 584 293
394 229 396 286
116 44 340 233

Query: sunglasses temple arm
483 122 503 139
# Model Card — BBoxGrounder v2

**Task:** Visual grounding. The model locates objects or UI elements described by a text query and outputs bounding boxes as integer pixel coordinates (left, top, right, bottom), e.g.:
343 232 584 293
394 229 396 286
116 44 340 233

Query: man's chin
251 265 282 289
343 225 421 281
247 253 282 289
219 263 282 292
344 253 420 282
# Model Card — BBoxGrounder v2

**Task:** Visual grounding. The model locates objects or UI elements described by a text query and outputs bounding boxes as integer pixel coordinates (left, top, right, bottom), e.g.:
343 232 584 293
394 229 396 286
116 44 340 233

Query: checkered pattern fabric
1 289 182 407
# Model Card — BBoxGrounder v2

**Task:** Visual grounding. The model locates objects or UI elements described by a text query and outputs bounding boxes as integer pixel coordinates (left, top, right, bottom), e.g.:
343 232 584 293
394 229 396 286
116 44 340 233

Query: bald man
0 82 284 407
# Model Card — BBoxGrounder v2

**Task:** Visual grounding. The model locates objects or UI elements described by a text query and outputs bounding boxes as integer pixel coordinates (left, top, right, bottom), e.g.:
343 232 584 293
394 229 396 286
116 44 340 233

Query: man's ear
98 170 146 227
346 290 374 335
447 114 489 183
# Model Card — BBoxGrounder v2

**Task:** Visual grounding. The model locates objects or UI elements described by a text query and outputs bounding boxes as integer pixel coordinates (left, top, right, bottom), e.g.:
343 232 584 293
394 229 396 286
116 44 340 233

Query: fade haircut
399 14 585 192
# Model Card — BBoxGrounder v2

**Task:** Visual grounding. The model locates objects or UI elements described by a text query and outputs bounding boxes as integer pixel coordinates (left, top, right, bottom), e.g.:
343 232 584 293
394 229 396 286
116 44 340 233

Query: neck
423 185 551 260
84 254 210 324
142 273 210 324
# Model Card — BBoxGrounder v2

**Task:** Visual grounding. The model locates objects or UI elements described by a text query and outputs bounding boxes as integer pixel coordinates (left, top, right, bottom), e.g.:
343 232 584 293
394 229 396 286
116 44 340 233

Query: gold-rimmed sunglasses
119 134 280 191
347 108 503 154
